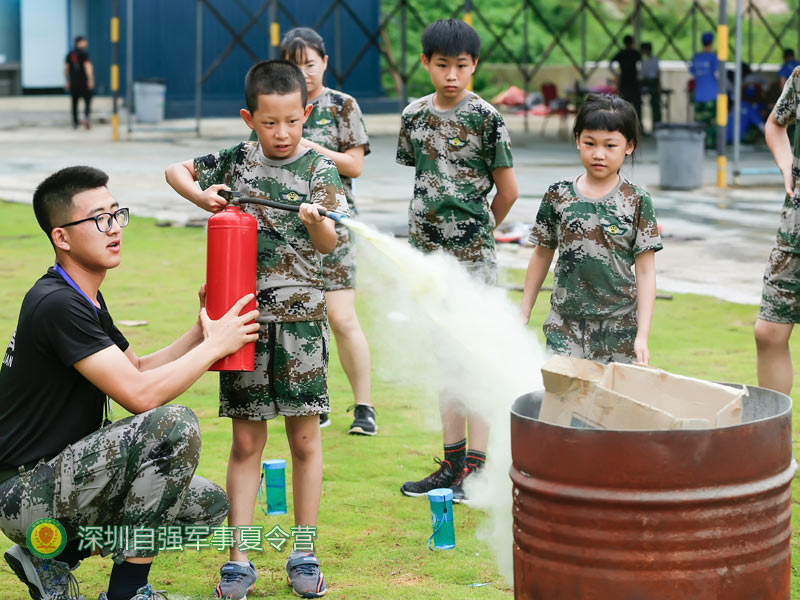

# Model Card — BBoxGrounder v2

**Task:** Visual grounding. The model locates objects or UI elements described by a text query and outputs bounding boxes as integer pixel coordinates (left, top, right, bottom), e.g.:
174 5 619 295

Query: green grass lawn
0 199 798 598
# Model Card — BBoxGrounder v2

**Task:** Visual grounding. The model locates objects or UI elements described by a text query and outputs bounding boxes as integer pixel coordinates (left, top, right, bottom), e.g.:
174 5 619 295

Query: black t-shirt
0 268 128 468
612 48 642 89
65 49 90 89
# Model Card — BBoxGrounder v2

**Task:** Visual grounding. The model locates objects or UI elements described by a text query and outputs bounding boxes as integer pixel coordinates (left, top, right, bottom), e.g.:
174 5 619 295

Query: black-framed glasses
56 207 130 233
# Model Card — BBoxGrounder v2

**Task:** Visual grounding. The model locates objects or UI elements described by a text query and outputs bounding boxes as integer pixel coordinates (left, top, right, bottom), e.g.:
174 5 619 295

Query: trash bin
654 122 706 190
133 79 165 123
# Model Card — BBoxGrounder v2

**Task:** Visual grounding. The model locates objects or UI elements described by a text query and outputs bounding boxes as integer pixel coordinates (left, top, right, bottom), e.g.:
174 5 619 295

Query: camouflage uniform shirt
396 92 514 266
194 143 347 322
770 65 800 252
529 176 663 318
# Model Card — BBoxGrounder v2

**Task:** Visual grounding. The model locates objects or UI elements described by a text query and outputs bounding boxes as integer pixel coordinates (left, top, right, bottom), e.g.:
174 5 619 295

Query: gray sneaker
4 544 84 600
347 404 377 436
97 584 168 600
213 561 258 600
286 553 326 598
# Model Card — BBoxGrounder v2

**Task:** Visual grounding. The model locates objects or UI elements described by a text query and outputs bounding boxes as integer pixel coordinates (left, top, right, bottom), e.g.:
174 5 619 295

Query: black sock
58 539 92 569
465 449 487 471
107 561 152 600
443 439 466 470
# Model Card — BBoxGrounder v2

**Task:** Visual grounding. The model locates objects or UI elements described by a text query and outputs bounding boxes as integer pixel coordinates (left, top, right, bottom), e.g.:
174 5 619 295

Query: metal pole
797 0 800 62
581 0 587 87
523 0 529 133
733 0 743 182
195 0 203 137
269 0 279 60
692 3 697 56
748 1 753 64
335 0 342 89
400 0 407 106
634 0 642 48
111 0 119 141
717 0 728 188
126 0 133 136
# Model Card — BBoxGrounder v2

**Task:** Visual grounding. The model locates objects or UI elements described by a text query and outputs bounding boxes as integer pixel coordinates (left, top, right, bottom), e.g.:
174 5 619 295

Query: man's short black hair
33 166 108 243
641 42 652 53
75 36 86 46
784 48 795 60
244 59 307 113
421 18 480 60
623 34 634 47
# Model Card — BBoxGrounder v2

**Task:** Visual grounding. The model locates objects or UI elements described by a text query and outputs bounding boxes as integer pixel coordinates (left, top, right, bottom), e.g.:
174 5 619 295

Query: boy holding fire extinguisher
165 59 347 599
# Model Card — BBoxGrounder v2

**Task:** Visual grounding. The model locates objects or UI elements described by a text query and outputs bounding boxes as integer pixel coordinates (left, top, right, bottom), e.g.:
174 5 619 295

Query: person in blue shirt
726 85 766 144
690 31 719 148
779 48 800 88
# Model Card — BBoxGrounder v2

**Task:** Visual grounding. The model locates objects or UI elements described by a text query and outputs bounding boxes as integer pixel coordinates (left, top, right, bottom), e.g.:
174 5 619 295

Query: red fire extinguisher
206 204 258 371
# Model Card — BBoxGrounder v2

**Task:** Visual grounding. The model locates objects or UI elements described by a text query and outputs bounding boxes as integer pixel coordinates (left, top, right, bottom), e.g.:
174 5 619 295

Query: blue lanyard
53 263 99 315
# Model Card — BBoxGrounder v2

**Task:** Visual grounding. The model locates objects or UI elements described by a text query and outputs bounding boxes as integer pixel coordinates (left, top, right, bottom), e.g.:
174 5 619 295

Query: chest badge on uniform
604 223 626 235
280 191 305 203
316 117 331 126
448 136 467 149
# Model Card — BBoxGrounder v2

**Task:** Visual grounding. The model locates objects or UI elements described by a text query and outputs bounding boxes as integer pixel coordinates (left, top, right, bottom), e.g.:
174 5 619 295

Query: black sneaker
319 413 331 429
451 463 482 504
400 457 459 497
347 404 377 436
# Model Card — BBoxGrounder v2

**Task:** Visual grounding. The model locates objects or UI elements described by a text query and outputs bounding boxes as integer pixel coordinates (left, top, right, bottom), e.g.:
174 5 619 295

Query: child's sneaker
347 404 377 436
286 553 326 598
213 561 258 600
400 457 459 497
319 413 331 429
97 584 168 599
451 462 483 504
4 543 85 600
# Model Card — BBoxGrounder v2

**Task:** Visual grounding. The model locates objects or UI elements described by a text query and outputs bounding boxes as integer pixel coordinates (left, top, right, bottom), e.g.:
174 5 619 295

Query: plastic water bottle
427 488 455 550
262 459 287 515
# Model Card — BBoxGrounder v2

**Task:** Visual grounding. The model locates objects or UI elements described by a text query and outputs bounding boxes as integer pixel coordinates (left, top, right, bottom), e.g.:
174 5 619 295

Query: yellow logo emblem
448 137 466 148
608 224 620 234
26 518 66 559
286 192 299 202
316 118 331 126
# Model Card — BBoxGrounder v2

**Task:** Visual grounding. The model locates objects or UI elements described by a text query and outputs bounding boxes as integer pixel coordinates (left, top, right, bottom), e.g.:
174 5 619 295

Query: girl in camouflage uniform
279 27 377 435
521 94 662 364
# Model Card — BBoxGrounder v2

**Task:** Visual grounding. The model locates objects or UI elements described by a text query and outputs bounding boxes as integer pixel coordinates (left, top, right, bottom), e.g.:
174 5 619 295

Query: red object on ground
510 388 795 599
206 205 258 371
492 85 526 107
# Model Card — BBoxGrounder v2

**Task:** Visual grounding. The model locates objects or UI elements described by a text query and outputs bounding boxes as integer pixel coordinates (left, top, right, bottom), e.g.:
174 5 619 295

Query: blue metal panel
0 0 21 63
87 0 380 118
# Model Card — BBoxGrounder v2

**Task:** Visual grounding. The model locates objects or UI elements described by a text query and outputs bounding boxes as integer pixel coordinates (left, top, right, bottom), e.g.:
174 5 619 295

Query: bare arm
84 60 94 90
300 140 365 178
765 112 794 196
75 295 260 414
491 166 519 227
634 250 657 365
520 246 556 325
299 203 337 254
165 159 229 212
64 63 70 90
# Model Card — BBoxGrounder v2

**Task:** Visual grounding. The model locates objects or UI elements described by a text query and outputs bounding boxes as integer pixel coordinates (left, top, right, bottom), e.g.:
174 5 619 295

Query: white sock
228 560 250 567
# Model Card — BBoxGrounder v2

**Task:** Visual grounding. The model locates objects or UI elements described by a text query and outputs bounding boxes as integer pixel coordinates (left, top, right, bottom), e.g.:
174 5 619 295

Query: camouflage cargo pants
543 309 637 364
694 100 716 148
0 405 228 564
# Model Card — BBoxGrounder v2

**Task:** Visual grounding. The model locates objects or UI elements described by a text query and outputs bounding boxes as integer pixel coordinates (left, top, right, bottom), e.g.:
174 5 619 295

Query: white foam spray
342 218 546 584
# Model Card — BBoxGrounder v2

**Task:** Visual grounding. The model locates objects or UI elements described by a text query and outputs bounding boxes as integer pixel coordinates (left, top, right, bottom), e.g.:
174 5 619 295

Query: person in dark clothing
64 36 94 129
611 35 642 120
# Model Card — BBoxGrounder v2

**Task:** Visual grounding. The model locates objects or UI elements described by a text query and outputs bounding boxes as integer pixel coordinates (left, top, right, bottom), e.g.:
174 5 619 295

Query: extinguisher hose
220 190 347 223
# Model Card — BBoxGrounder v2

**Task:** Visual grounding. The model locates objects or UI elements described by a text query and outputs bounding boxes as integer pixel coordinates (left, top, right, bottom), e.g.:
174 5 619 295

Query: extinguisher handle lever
222 191 347 223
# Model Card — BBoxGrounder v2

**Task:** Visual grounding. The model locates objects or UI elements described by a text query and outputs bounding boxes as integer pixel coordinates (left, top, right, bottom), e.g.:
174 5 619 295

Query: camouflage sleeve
193 144 240 190
339 96 371 156
772 67 800 127
396 114 415 166
483 111 514 170
527 187 559 249
311 156 348 214
633 191 663 255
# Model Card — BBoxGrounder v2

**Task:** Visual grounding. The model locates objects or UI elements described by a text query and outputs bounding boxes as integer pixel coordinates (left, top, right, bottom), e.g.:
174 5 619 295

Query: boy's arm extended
300 140 365 178
765 112 794 197
634 249 656 365
520 245 556 325
491 166 519 227
165 159 229 212
299 203 337 254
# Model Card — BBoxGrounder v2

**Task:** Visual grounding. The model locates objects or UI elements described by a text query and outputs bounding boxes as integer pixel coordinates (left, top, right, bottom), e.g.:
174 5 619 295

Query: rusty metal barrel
510 385 796 600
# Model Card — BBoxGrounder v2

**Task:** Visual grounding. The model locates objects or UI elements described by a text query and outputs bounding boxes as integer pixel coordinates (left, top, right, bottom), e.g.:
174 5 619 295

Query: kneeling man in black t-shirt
0 166 259 600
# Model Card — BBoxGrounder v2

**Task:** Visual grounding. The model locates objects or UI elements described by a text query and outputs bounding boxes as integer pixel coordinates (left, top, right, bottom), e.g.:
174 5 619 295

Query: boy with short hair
166 59 346 600
396 18 518 503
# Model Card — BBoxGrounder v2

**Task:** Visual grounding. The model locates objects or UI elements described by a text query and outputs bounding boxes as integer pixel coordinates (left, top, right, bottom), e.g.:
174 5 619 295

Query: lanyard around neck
54 263 99 315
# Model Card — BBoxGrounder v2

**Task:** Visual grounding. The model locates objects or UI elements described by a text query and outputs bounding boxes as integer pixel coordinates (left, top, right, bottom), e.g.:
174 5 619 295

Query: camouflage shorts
543 309 637 364
758 247 800 323
463 260 498 286
220 320 330 420
0 405 228 564
694 100 716 148
322 222 356 291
